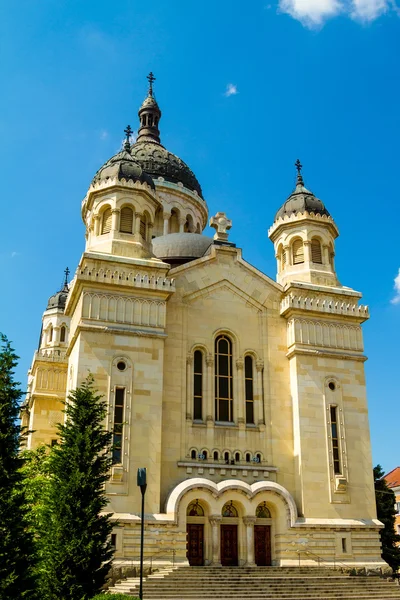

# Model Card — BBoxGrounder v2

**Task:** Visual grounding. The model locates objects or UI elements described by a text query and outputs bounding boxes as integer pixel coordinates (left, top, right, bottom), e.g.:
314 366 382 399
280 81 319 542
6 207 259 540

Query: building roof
384 467 400 488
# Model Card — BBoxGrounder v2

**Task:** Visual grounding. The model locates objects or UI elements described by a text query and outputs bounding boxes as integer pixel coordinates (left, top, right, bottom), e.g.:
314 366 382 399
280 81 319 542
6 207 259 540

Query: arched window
187 500 204 516
202 450 208 460
60 326 66 343
222 501 238 517
282 247 287 269
256 453 262 463
245 355 254 425
256 502 271 518
193 350 203 421
215 335 233 422
120 207 133 234
140 216 147 240
292 239 304 265
246 453 251 463
213 451 219 461
311 239 322 264
191 449 196 459
224 451 230 463
235 452 240 463
101 208 112 234
48 325 53 343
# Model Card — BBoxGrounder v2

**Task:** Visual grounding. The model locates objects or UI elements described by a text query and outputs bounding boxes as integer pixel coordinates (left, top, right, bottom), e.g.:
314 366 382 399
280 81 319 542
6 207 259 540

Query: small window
330 406 341 475
328 381 336 391
245 356 254 425
140 218 146 240
282 248 287 269
111 533 117 548
117 361 126 372
191 449 196 459
51 439 58 447
341 538 347 553
187 500 204 516
112 388 125 464
246 453 251 463
292 239 304 265
213 451 219 461
235 452 240 463
256 453 261 463
224 451 229 463
193 350 203 421
256 502 271 518
311 239 323 264
222 501 238 517
120 207 133 234
201 450 208 461
60 326 66 343
101 208 112 234
48 325 53 343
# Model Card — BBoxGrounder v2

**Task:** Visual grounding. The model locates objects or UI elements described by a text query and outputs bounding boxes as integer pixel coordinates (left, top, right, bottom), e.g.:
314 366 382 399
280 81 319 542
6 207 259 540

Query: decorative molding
35 367 67 392
76 265 175 293
281 294 369 321
82 292 166 328
287 318 363 352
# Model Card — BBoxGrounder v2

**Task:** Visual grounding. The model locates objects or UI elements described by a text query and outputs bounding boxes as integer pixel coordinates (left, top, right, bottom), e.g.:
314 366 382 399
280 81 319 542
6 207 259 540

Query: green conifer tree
41 375 114 600
0 334 37 599
374 464 400 571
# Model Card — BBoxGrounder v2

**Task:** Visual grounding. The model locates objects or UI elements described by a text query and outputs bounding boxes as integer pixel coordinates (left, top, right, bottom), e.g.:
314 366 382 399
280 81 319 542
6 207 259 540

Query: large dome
131 141 203 199
91 149 155 189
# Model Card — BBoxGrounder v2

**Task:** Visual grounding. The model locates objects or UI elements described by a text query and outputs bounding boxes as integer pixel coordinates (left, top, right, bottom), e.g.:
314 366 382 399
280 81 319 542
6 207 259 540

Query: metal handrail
115 548 177 575
293 548 351 571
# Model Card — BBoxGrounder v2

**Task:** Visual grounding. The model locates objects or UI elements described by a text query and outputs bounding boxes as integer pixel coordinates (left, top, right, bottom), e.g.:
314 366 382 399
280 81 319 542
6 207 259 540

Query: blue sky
1 0 399 472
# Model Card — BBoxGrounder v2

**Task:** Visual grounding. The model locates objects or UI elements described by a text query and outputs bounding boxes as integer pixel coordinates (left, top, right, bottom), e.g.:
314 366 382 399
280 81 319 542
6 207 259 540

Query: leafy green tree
0 334 37 599
374 464 400 571
41 375 114 600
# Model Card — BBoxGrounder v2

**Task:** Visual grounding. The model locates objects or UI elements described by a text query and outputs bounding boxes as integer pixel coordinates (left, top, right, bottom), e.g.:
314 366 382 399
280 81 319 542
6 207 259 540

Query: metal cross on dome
124 124 133 150
147 72 156 96
210 211 232 242
295 159 302 174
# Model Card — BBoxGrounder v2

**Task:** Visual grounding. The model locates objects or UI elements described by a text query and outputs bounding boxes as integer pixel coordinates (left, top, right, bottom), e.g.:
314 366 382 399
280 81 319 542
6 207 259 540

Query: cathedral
22 74 384 568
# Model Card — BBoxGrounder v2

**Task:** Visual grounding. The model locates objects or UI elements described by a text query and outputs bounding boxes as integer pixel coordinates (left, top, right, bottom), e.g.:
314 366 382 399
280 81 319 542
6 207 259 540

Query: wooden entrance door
187 524 204 566
221 524 238 566
254 525 271 566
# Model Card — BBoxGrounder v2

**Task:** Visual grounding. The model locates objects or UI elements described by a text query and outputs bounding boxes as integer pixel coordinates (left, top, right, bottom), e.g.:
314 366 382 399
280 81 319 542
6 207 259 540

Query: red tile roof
384 467 400 488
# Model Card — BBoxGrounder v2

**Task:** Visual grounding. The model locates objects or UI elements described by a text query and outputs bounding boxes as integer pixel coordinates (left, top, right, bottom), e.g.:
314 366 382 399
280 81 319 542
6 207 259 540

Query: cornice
286 345 367 362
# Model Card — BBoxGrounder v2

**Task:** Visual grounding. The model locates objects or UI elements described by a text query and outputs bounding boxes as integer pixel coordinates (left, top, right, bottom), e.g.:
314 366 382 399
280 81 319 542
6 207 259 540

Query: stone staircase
108 565 400 599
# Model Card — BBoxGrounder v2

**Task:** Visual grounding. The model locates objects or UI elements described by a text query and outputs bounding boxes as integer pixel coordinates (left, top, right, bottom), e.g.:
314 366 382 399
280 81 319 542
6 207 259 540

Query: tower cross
147 72 156 96
124 124 133 150
295 159 302 175
63 267 70 289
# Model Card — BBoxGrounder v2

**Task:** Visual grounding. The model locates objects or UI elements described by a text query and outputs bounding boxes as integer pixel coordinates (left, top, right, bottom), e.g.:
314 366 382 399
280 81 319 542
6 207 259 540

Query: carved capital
163 212 171 220
236 358 244 370
256 360 264 372
209 515 222 526
243 516 257 527
178 217 187 225
206 354 213 367
186 354 193 366
135 212 143 218
303 240 311 246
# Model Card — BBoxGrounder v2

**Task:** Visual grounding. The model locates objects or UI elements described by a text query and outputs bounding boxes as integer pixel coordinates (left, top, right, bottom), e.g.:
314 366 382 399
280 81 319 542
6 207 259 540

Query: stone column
209 516 222 566
303 240 311 264
243 517 257 566
163 212 170 236
179 217 186 233
186 354 193 420
206 354 214 425
111 208 120 232
135 212 142 239
147 222 154 243
236 357 245 428
94 215 101 236
255 360 264 425
322 244 330 266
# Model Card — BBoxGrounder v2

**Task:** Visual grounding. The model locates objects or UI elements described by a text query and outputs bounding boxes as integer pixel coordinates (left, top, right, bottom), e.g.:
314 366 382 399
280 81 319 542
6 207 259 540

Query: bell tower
268 160 339 288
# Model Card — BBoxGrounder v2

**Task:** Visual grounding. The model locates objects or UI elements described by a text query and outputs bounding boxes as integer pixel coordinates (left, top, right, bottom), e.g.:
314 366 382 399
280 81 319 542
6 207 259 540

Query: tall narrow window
140 218 146 240
120 207 133 233
282 248 287 269
112 388 125 464
292 239 304 264
311 239 322 264
48 325 53 343
215 335 233 422
245 355 254 424
60 326 66 343
193 350 203 420
101 208 112 234
330 405 341 475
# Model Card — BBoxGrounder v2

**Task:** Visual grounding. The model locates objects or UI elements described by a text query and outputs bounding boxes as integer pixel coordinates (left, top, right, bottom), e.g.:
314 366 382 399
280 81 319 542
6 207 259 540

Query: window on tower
245 355 255 424
193 350 203 421
292 239 304 264
101 208 112 234
60 326 66 343
120 207 134 234
215 335 233 422
311 239 323 264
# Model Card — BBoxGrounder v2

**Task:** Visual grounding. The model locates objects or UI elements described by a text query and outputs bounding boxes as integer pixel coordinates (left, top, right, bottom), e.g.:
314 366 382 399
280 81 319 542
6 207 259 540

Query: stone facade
21 80 384 568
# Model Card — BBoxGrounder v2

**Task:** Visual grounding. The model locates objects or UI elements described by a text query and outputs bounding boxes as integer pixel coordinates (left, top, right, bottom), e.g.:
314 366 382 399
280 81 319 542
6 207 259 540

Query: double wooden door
187 524 204 566
221 524 238 566
254 525 271 566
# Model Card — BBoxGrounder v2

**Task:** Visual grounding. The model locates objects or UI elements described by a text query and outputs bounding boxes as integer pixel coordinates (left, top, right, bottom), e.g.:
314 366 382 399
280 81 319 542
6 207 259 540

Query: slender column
322 244 330 266
209 516 222 566
111 208 120 232
255 360 264 425
147 222 154 243
94 215 101 236
186 354 193 420
303 240 311 263
243 517 256 566
283 245 290 266
135 212 142 239
236 358 245 427
206 354 213 424
179 217 186 233
163 212 170 236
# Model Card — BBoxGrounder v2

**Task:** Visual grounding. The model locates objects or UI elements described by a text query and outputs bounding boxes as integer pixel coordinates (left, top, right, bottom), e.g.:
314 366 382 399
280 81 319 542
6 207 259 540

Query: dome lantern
136 72 162 145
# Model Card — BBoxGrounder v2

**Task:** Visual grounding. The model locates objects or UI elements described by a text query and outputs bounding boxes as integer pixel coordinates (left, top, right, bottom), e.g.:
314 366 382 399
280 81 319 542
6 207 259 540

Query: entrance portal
221 524 238 566
254 525 271 566
187 524 204 566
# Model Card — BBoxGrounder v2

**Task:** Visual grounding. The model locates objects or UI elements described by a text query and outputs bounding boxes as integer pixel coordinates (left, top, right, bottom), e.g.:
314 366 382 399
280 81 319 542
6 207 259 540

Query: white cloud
99 130 108 140
279 0 394 26
225 84 238 97
11 251 20 258
279 0 342 26
351 0 388 20
391 268 400 305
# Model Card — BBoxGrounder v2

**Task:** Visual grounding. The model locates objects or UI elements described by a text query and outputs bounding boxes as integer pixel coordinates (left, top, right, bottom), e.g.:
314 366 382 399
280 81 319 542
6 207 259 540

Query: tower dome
130 73 204 199
274 159 330 222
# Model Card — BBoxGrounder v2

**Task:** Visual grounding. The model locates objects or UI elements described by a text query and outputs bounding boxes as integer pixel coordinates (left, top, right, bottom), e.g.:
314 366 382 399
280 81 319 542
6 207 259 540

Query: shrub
92 594 139 599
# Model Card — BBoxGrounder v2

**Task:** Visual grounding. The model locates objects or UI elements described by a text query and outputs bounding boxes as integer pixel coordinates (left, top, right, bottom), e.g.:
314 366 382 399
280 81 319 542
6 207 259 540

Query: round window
117 361 126 372
328 382 336 391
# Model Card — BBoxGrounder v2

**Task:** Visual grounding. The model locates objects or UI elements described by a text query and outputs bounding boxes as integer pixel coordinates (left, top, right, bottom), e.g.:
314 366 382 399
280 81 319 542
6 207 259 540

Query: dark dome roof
46 286 69 310
91 149 155 189
131 141 203 199
275 176 330 222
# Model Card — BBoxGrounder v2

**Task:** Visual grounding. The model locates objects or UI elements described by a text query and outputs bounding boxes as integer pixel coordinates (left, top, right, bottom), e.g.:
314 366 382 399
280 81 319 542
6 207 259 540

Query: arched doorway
186 500 205 566
221 501 239 566
254 502 272 566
